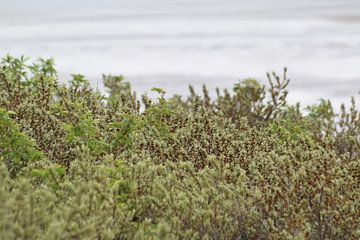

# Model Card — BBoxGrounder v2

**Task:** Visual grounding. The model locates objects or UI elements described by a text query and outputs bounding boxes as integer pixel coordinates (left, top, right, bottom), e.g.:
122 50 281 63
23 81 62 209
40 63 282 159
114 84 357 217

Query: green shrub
0 108 43 177
0 56 359 239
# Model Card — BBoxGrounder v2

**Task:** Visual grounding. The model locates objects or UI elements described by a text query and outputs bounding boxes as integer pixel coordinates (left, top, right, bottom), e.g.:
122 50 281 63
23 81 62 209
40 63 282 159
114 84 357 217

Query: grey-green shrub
0 55 359 239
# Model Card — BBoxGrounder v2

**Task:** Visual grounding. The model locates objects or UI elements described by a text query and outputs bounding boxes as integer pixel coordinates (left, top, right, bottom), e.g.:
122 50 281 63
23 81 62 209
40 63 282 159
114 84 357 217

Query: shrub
0 55 359 239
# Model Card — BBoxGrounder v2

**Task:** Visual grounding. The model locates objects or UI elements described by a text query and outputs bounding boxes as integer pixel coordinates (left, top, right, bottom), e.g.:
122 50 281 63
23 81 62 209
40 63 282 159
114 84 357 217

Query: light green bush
0 55 359 239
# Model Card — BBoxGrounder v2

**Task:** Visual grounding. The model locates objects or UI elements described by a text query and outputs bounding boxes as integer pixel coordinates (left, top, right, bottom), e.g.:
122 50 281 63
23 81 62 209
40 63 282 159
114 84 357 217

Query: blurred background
1 0 360 106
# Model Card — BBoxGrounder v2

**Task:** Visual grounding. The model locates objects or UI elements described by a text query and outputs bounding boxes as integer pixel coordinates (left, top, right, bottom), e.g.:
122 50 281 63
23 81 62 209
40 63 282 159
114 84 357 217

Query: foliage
0 108 43 177
0 55 359 239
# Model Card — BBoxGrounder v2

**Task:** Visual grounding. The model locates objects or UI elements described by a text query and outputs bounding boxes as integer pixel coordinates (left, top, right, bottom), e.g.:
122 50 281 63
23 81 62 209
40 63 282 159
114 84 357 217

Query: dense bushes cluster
0 56 359 239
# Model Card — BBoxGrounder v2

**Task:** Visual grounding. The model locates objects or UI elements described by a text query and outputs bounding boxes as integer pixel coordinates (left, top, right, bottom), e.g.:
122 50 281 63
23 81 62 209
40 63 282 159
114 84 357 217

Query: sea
1 0 360 107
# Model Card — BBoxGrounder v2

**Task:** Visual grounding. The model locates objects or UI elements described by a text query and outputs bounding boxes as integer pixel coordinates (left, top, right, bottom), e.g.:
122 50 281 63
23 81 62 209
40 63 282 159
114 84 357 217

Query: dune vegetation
0 55 359 239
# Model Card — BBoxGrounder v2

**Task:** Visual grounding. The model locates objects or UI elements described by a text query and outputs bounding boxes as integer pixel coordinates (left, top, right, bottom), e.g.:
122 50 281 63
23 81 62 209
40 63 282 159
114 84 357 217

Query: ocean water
1 0 360 107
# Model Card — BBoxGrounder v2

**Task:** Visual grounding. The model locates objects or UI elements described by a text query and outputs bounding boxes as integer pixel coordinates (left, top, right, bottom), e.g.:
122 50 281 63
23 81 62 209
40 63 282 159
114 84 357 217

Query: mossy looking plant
0 108 43 177
0 56 359 239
